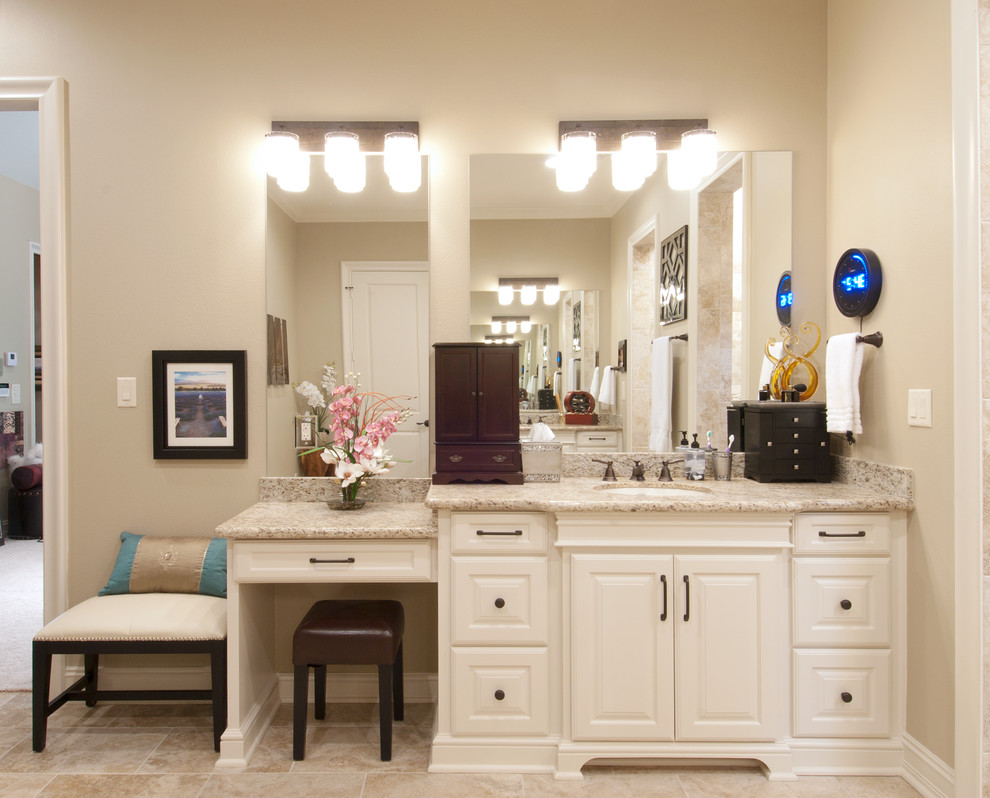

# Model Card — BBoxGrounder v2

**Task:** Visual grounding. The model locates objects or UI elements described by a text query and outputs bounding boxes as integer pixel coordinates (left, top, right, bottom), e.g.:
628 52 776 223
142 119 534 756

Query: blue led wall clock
833 248 882 317
775 271 792 327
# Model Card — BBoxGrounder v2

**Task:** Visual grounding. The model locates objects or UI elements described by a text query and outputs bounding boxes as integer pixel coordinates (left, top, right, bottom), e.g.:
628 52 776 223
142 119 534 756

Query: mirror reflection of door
341 262 430 478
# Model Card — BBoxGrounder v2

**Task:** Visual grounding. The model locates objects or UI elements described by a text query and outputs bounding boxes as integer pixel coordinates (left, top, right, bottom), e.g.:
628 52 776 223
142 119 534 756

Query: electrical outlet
908 388 932 427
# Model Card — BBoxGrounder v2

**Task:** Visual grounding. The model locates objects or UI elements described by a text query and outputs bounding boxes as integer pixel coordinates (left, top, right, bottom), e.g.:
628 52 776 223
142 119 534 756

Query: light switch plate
908 388 932 427
4 352 16 366
11 384 20 404
116 377 137 407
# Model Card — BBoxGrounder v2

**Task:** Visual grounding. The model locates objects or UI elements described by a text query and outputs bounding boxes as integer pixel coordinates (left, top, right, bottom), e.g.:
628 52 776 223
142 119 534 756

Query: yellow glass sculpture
765 321 820 400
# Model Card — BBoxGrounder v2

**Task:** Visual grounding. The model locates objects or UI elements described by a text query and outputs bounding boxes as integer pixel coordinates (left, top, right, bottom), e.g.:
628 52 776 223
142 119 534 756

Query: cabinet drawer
575 430 620 449
451 513 548 554
776 410 820 428
794 514 891 555
452 558 548 645
436 444 520 473
793 650 890 737
231 539 435 583
451 648 549 736
793 559 891 646
772 459 818 478
772 427 820 444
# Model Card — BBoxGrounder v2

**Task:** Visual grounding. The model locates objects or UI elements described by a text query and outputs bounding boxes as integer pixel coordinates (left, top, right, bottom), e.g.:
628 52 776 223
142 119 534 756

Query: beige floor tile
0 773 56 797
831 776 923 797
106 702 214 729
0 728 168 774
37 773 209 797
202 772 365 797
362 772 524 798
138 728 224 774
290 740 431 774
524 769 687 797
677 769 914 797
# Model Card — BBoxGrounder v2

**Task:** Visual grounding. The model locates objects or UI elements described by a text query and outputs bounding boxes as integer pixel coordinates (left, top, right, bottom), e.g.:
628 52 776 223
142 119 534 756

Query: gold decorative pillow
99 532 227 598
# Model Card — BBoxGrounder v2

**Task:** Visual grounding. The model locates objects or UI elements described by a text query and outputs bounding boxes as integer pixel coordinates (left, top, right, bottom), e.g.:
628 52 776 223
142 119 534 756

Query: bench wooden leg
209 640 226 752
377 663 393 761
84 653 99 707
292 664 308 761
32 642 51 752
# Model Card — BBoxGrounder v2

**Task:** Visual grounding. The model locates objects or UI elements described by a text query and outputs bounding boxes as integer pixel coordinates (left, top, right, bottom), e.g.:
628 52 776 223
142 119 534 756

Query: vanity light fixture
554 120 714 193
265 121 420 195
491 316 531 335
497 278 559 306
484 335 516 345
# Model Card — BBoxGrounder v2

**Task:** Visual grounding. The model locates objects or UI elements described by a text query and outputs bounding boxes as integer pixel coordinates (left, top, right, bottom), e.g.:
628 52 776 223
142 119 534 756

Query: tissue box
521 442 562 482
564 413 598 425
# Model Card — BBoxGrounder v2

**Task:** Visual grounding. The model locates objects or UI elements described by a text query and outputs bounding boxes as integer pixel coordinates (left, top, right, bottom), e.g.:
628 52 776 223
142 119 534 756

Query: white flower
295 380 326 410
334 460 367 487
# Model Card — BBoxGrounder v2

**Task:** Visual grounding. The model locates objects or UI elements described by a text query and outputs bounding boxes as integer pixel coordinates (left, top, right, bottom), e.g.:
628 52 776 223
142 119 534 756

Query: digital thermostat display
775 271 792 327
833 248 882 318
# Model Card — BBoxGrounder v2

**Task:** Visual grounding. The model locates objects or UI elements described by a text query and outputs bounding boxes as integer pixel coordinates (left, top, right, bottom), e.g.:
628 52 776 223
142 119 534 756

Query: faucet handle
592 458 617 482
656 457 684 482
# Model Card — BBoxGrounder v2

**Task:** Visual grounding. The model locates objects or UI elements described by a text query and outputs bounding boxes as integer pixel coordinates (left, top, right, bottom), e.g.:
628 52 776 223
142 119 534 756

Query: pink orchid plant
317 378 412 502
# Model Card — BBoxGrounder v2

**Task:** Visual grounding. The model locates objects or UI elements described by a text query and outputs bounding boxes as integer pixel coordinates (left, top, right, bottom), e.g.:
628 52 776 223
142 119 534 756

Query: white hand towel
568 358 580 393
598 365 616 406
528 422 555 442
826 333 865 435
759 341 784 392
589 366 601 400
527 375 537 396
552 371 561 398
649 337 673 452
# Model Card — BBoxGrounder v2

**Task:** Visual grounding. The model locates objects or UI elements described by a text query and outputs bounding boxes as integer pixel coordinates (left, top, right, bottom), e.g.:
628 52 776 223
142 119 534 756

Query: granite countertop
216 500 437 540
521 424 623 434
425 476 914 515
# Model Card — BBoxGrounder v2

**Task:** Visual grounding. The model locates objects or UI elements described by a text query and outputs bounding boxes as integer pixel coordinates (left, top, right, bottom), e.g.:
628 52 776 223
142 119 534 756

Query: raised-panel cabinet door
674 554 782 742
477 346 520 442
570 554 674 741
434 346 479 443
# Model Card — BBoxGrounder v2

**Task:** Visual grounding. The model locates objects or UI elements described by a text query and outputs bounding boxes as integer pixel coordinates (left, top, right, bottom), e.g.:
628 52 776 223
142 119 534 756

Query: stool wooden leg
313 664 326 720
84 654 99 707
377 663 393 761
393 642 404 721
293 664 308 761
210 640 227 752
32 642 51 752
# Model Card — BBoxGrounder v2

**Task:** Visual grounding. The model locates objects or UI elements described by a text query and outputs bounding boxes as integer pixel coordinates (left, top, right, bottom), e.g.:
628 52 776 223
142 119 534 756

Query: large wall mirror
265 151 428 477
469 151 797 452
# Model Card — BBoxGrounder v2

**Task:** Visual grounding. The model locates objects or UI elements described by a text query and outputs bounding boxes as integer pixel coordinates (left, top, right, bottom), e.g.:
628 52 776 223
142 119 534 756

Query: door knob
416 419 430 427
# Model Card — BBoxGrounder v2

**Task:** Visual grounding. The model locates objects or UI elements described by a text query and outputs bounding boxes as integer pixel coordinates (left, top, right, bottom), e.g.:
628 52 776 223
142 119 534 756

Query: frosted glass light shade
520 321 532 333
263 131 300 177
681 128 718 179
276 151 310 192
621 130 658 177
333 153 366 193
384 131 421 192
666 149 700 191
611 150 645 191
561 130 597 177
498 285 514 305
520 285 537 305
506 320 517 334
324 132 360 178
491 320 502 334
542 283 560 304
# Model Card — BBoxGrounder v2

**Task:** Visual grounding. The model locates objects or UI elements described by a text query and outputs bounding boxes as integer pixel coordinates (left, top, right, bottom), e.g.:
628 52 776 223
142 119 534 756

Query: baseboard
276 671 437 703
902 732 954 798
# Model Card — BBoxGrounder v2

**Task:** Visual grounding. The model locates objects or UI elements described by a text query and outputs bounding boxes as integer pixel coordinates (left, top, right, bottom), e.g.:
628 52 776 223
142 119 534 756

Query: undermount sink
595 484 710 499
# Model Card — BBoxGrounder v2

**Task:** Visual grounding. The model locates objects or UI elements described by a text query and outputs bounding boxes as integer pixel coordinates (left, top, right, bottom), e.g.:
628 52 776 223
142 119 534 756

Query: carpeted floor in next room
0 537 44 692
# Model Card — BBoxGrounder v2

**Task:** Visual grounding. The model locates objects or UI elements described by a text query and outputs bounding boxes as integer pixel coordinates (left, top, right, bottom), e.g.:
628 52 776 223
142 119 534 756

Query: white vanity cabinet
791 513 904 749
570 552 781 742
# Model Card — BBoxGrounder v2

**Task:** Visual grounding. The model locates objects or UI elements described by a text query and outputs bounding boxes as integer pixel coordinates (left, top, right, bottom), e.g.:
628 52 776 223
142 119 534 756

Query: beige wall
827 0 955 765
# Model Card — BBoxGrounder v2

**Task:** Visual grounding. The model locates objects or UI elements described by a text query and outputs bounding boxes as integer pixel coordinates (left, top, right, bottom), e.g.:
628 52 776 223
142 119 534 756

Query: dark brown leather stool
292 599 404 761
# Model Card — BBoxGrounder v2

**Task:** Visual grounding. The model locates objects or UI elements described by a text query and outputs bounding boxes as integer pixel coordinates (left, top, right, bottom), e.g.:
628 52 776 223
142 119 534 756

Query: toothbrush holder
711 451 732 480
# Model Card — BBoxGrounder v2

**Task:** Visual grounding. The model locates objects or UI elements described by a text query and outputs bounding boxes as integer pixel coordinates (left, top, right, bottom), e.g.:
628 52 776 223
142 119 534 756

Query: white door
674 554 781 741
342 262 429 478
570 553 675 741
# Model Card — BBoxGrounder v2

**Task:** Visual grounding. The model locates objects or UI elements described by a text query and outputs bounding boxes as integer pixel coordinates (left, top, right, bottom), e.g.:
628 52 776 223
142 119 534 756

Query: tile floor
0 692 924 797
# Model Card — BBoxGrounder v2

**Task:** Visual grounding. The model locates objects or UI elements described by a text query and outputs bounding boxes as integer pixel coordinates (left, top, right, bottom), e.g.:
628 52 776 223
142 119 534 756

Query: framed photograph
152 350 247 459
659 224 688 325
616 339 627 373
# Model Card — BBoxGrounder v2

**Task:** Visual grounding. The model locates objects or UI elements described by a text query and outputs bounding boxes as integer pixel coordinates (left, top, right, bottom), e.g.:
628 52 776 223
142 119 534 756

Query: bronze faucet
592 459 616 481
656 458 684 482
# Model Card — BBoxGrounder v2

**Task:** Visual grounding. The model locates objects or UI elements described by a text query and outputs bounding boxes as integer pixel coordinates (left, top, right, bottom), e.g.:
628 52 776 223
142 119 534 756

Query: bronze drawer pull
818 530 866 538
476 529 523 536
841 691 853 703
309 557 356 564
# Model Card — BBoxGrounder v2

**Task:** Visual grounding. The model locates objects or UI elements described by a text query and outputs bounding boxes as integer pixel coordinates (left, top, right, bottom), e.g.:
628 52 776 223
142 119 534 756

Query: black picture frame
659 224 688 325
152 350 247 459
616 339 627 372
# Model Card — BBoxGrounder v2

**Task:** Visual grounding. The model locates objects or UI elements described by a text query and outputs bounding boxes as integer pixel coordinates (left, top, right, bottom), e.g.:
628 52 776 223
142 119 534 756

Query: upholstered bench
33 592 228 752
292 599 404 761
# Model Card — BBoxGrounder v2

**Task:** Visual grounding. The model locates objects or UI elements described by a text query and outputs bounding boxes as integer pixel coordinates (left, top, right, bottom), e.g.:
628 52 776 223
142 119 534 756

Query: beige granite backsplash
259 477 431 503
520 412 622 426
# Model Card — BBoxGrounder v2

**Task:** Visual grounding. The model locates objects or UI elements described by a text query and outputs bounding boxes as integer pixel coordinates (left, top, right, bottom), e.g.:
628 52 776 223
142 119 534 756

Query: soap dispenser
679 431 689 447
